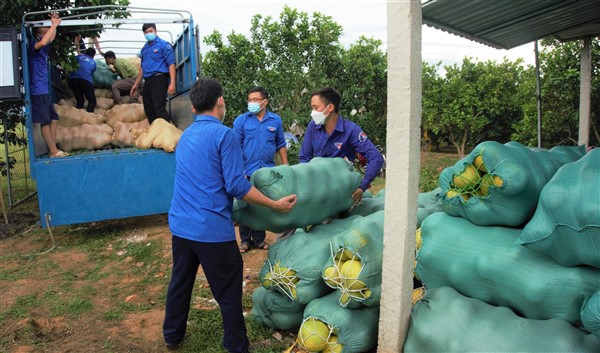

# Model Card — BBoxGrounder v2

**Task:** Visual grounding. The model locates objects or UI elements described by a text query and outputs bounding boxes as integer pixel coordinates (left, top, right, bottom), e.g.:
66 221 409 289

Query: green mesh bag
518 149 600 269
257 217 357 304
251 286 305 331
349 190 385 217
405 286 600 353
321 211 384 308
233 157 362 232
93 60 119 88
299 292 379 353
416 212 600 333
439 141 585 226
417 188 443 227
581 291 600 340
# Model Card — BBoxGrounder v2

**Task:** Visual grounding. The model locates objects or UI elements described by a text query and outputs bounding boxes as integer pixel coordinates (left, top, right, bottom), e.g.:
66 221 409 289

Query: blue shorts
31 94 59 125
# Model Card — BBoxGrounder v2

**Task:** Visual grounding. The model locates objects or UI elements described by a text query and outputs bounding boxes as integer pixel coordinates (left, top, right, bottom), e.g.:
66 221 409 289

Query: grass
0 150 460 352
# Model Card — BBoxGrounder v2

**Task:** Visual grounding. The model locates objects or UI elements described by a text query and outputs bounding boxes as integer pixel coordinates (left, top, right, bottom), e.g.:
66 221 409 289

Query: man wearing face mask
130 23 176 123
299 87 384 204
164 78 296 352
232 87 288 253
28 12 69 158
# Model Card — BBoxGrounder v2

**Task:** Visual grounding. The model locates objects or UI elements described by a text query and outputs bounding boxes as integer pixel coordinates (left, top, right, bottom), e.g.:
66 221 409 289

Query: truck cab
21 6 200 227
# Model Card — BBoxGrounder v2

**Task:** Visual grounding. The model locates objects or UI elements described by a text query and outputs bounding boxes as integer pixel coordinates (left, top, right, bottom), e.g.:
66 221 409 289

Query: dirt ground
0 197 287 353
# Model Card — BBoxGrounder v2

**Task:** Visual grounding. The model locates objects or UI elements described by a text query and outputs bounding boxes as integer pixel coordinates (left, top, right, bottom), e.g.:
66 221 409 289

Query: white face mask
310 105 330 125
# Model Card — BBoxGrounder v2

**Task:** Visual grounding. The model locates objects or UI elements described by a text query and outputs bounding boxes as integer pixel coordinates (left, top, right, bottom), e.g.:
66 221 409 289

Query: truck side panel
35 149 175 226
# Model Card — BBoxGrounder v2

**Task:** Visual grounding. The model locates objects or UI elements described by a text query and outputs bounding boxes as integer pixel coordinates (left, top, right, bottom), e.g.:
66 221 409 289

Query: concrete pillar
378 0 422 352
578 37 591 147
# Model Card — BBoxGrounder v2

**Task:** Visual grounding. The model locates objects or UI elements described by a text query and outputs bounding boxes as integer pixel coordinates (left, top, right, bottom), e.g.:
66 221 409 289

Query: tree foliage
512 38 600 147
201 6 387 146
422 57 533 157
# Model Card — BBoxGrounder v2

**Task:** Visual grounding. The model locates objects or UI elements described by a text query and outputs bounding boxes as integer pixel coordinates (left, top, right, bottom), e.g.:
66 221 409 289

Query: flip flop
254 241 269 250
239 241 251 254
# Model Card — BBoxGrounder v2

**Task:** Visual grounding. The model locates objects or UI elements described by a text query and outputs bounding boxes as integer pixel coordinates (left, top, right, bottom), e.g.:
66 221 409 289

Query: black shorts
31 94 59 125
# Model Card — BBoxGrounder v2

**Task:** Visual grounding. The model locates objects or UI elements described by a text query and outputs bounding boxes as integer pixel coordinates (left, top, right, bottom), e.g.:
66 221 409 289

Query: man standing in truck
130 23 175 123
28 12 69 157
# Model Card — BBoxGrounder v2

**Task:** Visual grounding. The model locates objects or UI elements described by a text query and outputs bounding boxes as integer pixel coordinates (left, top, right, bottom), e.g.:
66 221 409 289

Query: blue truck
21 6 199 227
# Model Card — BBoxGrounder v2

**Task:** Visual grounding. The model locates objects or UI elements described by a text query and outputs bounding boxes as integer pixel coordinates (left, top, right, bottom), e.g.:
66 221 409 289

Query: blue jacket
70 54 97 84
299 115 384 191
140 36 175 78
169 115 252 242
233 110 286 176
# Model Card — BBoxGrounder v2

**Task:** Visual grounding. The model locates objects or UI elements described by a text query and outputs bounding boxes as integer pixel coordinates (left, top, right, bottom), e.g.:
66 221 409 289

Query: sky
102 0 538 68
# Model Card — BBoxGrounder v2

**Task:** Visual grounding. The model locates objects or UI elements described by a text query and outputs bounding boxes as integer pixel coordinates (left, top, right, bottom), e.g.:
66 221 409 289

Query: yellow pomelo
493 175 504 187
412 287 425 305
339 292 351 306
445 189 460 199
362 288 372 299
416 228 422 250
460 193 471 202
323 335 343 353
473 155 487 173
262 272 273 288
289 286 297 299
340 259 362 280
344 278 366 291
335 248 354 261
323 266 341 287
299 318 330 352
453 164 480 189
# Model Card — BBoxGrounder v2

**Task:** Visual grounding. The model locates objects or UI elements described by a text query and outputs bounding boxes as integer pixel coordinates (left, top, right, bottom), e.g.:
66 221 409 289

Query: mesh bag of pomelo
233 157 362 232
297 292 379 353
416 187 443 227
439 141 586 226
416 212 600 337
257 218 358 304
349 189 385 217
517 148 600 269
251 286 306 331
93 60 119 88
404 286 600 353
321 211 384 308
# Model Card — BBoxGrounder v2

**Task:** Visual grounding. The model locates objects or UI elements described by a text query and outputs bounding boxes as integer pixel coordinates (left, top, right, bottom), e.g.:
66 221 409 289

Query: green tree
201 6 387 148
512 38 600 147
423 57 531 157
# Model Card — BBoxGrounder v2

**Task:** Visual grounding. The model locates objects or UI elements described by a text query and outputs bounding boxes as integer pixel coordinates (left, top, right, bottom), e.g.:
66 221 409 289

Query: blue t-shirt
140 36 175 78
299 115 384 191
233 110 286 176
69 54 97 84
169 115 252 242
27 39 50 95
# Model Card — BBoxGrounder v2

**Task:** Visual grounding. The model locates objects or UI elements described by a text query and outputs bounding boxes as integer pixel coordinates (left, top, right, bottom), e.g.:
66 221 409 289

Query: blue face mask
248 102 261 114
145 33 156 42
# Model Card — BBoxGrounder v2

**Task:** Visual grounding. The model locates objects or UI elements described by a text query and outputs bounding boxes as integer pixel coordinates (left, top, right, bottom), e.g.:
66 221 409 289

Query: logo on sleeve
335 142 343 150
358 131 367 142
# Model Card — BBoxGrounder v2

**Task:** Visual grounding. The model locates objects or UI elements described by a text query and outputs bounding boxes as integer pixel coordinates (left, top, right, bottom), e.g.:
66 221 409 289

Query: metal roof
421 0 600 49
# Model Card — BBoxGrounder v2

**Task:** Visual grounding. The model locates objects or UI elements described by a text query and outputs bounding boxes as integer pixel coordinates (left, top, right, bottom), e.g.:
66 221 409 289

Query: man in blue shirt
164 78 296 352
68 48 97 113
300 87 384 204
27 13 69 158
130 23 176 123
233 87 288 253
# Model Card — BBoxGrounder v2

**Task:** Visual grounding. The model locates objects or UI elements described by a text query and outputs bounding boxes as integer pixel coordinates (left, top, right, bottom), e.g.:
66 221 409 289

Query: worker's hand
167 82 176 96
130 83 138 97
272 194 297 213
351 188 364 204
49 12 61 27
